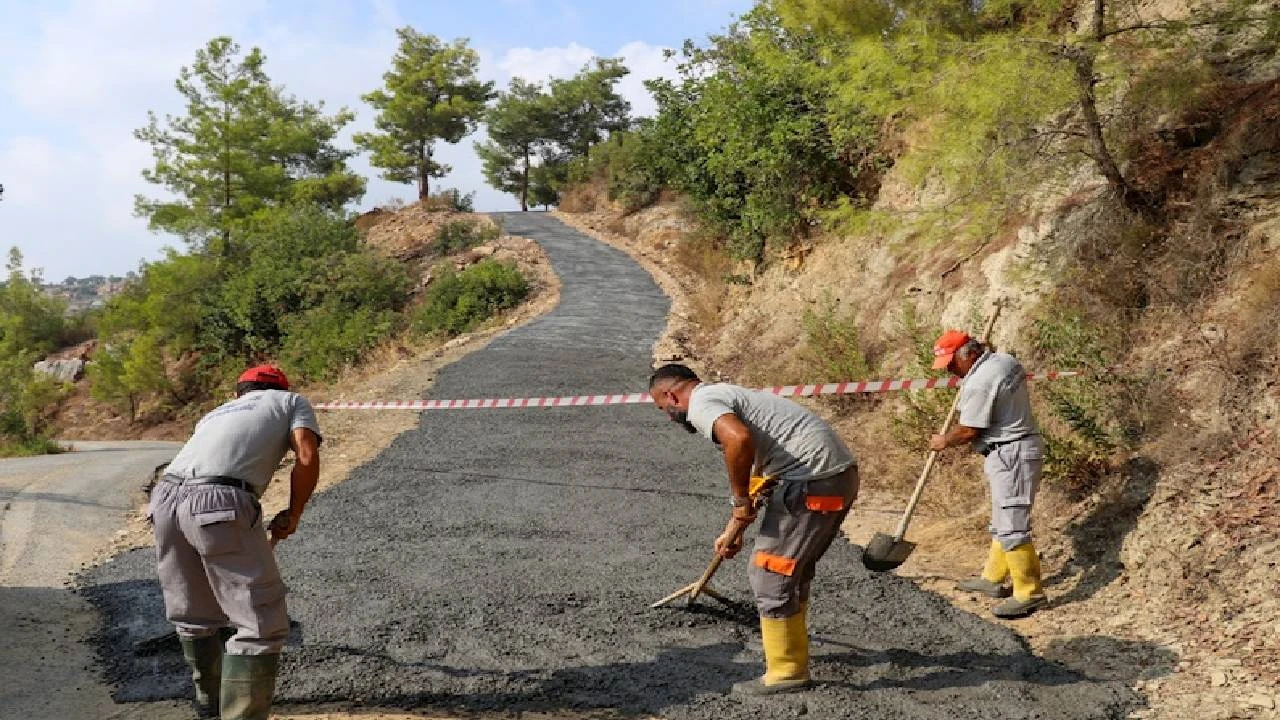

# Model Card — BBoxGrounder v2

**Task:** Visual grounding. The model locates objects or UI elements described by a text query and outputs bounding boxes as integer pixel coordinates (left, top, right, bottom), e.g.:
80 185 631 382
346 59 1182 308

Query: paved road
0 441 180 720
82 213 1141 719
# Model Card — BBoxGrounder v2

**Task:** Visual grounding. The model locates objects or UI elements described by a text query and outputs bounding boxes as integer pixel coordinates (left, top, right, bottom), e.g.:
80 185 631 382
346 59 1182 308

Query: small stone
1245 694 1275 709
1211 671 1228 687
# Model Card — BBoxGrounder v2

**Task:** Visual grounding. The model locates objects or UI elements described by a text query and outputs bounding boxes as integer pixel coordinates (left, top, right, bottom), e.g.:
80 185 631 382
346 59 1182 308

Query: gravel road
81 213 1138 719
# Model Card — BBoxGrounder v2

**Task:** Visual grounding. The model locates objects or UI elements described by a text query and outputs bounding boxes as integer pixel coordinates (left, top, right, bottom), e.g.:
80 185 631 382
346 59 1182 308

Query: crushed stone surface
80 213 1138 719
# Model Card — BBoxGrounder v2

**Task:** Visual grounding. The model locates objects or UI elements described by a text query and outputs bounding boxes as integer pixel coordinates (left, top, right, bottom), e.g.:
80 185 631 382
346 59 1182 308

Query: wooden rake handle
892 302 1003 541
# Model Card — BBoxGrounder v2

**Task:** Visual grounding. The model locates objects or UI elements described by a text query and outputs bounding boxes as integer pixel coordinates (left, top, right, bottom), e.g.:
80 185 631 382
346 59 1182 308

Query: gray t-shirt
686 383 855 482
958 351 1039 446
166 389 322 491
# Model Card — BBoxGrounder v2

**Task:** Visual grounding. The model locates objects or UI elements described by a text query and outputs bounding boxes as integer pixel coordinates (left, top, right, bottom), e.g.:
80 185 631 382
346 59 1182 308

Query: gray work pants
984 436 1044 551
150 479 289 654
748 466 859 619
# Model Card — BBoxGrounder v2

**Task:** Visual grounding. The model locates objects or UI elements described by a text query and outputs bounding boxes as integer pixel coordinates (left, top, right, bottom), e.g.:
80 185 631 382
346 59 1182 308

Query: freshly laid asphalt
81 212 1139 719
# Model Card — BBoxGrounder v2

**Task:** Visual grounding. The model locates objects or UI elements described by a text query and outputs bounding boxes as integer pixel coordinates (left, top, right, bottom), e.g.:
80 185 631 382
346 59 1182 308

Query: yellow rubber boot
992 542 1048 618
982 540 1010 584
956 540 1011 598
733 614 813 695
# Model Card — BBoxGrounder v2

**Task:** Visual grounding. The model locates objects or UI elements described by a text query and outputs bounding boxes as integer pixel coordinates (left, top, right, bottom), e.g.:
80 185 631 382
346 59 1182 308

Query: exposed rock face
33 358 85 383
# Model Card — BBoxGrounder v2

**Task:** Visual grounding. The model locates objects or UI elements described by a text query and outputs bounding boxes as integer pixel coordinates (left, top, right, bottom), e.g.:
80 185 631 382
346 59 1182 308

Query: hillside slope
556 76 1279 718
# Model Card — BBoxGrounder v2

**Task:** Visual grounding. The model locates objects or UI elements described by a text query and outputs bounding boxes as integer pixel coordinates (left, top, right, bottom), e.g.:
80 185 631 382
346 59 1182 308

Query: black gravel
80 212 1140 719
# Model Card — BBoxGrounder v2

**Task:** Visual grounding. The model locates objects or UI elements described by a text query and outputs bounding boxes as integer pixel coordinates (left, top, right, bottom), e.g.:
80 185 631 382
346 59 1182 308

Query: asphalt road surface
1 440 180 720
82 213 1141 719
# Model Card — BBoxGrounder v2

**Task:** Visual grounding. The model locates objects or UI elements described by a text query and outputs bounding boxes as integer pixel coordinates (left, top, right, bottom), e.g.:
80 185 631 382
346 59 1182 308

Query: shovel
862 303 1002 572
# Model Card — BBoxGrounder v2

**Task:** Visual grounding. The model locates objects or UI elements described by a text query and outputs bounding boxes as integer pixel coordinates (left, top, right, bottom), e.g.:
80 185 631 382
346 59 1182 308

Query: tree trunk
521 149 529 212
417 143 430 200
221 100 233 259
1062 43 1146 212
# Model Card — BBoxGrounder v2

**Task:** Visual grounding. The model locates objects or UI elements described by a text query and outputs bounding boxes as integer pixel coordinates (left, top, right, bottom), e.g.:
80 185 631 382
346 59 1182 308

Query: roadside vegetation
4 26 600 450
557 0 1278 500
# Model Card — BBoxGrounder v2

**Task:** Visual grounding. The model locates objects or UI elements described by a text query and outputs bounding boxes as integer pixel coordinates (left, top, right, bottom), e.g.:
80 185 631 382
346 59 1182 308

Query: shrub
435 219 501 255
413 260 529 336
801 295 873 382
281 306 405 381
420 188 476 212
889 305 957 450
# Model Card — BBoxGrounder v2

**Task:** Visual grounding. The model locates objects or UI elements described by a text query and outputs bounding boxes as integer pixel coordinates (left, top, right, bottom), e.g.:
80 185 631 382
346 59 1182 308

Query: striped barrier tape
312 370 1088 411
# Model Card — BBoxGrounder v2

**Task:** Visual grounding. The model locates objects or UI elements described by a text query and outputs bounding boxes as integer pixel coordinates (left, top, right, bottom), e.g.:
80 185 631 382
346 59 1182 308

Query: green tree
547 58 632 160
0 248 70 452
88 332 169 422
777 0 1272 214
475 78 555 211
135 37 364 257
622 7 861 263
356 28 494 200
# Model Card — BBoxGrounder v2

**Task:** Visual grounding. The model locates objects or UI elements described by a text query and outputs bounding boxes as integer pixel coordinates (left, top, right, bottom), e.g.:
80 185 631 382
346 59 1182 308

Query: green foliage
476 78 557 211
547 58 632 160
0 249 71 451
889 305 957 450
134 37 364 256
355 28 493 200
801 295 873 381
215 205 413 368
96 205 415 415
435 218 500 254
413 260 529 336
88 333 169 421
476 60 632 209
1026 305 1153 498
281 306 403 381
580 6 870 263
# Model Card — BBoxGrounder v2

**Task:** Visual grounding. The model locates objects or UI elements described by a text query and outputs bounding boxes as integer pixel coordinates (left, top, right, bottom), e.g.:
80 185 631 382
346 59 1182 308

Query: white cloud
496 42 598 83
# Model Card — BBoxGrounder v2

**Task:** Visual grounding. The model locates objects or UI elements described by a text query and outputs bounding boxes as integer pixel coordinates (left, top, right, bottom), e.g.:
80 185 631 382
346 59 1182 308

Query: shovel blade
862 532 915 572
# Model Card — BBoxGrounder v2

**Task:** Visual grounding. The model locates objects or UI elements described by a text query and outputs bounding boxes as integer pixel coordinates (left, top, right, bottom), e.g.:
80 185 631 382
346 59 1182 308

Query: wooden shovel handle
892 302 1003 540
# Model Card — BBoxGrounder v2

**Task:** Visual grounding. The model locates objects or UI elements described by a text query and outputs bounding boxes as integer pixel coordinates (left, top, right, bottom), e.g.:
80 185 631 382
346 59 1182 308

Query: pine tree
135 37 364 257
475 79 555 211
356 28 494 200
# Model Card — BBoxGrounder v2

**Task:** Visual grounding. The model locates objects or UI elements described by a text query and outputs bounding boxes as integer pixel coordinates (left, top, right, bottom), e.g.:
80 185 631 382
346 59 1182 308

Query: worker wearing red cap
150 365 321 719
928 331 1047 618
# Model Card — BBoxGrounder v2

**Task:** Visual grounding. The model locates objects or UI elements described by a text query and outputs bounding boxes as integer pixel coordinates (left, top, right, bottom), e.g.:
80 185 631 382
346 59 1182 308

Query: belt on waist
162 474 258 496
979 434 1039 457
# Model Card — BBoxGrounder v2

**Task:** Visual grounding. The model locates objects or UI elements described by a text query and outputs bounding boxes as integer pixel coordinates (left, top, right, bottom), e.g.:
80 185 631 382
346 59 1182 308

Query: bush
435 218 501 254
1025 304 1160 499
1 249 72 450
0 435 63 458
801 295 874 382
281 306 404 381
413 260 529 336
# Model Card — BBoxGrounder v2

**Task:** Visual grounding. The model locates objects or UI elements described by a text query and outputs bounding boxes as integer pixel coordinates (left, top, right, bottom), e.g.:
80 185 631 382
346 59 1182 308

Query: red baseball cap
932 330 972 370
238 365 290 390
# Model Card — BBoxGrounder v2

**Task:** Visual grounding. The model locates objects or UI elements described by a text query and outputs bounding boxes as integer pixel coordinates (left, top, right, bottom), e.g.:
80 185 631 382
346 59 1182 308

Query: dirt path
80 213 1138 719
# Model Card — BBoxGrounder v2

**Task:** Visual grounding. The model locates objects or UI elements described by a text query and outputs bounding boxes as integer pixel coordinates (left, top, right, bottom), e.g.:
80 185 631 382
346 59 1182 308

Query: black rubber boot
220 653 280 720
178 636 222 718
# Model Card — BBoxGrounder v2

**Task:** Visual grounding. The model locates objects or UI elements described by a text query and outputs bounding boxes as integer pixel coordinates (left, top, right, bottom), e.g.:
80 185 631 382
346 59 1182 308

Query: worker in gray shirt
150 365 321 719
927 330 1047 618
650 364 858 694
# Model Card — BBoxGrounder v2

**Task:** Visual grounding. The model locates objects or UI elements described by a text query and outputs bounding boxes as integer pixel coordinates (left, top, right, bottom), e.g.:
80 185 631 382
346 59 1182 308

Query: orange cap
237 365 290 390
931 330 972 370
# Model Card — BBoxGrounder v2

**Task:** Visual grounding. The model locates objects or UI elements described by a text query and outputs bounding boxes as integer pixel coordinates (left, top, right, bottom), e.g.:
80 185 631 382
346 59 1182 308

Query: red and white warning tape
313 370 1087 411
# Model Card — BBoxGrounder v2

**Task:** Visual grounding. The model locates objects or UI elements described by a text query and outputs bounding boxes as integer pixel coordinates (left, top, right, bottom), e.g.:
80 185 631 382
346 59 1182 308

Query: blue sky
0 0 751 280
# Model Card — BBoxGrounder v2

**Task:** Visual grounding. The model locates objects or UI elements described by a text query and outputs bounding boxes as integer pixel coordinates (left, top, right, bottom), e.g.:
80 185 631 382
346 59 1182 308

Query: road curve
81 213 1139 719
0 440 180 720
